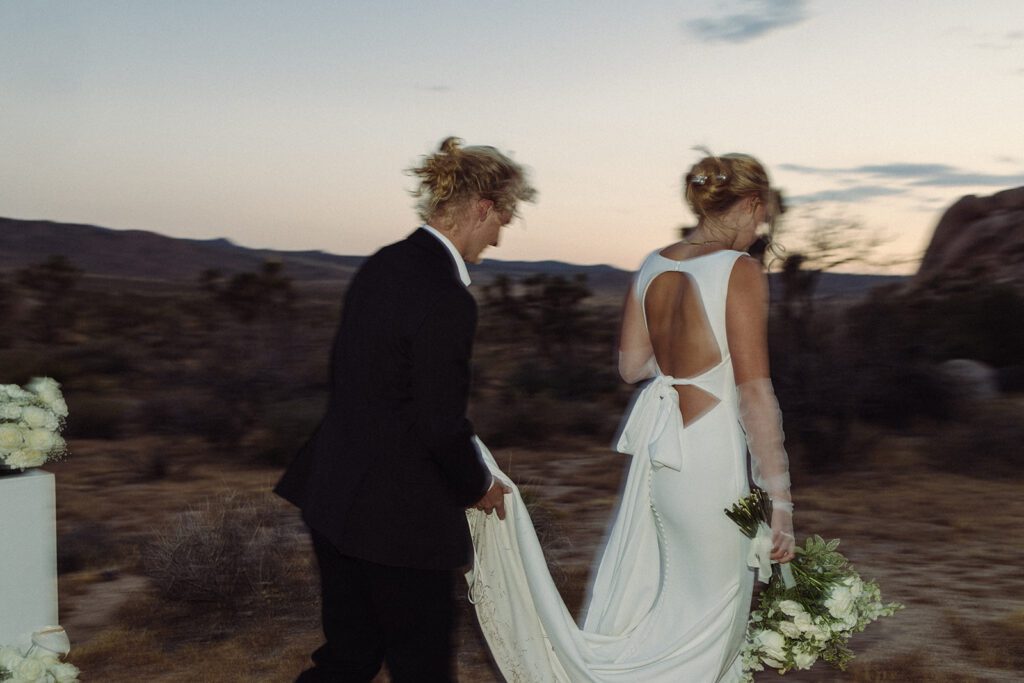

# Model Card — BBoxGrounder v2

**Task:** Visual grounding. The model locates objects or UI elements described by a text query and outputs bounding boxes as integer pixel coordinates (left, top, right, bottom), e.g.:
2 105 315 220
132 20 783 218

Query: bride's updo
684 153 778 228
409 137 537 228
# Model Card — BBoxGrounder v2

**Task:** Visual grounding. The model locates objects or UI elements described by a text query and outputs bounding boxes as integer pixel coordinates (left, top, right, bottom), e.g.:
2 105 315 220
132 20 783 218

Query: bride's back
644 243 727 424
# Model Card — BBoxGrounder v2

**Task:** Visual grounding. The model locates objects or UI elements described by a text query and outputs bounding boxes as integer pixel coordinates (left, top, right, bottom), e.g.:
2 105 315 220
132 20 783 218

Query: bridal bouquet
726 490 902 679
0 378 68 471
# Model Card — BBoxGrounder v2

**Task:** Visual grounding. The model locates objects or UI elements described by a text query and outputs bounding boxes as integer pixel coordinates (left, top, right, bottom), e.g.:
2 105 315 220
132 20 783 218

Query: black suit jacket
275 228 491 570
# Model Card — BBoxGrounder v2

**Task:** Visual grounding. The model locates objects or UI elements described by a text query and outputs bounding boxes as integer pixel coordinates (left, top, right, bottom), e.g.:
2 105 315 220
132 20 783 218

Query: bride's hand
770 508 795 563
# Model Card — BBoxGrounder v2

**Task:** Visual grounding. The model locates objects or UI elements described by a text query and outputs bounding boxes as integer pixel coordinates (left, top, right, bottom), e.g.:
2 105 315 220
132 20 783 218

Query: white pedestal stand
0 469 58 650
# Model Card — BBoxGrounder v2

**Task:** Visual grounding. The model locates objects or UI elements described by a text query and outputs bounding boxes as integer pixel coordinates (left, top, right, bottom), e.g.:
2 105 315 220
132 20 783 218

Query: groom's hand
474 481 510 520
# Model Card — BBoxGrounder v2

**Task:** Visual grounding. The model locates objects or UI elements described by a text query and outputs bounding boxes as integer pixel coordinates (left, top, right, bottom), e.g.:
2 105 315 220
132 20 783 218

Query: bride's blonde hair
684 152 781 234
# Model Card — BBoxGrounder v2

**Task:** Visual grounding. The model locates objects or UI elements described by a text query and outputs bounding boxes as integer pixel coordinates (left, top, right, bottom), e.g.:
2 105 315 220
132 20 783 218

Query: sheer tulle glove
737 378 795 561
618 349 658 384
771 508 795 561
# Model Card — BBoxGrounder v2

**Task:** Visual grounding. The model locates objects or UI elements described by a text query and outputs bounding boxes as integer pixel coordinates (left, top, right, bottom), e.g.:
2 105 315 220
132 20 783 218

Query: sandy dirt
48 434 1024 682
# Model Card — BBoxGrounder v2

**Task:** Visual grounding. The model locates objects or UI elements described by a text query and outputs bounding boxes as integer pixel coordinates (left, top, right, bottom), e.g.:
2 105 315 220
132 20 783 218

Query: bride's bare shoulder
728 254 767 295
654 240 693 260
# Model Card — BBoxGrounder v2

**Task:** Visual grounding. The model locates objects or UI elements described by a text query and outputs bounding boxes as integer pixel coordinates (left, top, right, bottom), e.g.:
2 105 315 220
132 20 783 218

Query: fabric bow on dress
616 372 723 470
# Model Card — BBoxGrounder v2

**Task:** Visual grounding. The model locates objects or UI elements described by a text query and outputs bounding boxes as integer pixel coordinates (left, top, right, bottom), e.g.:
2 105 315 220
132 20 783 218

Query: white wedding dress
468 249 773 682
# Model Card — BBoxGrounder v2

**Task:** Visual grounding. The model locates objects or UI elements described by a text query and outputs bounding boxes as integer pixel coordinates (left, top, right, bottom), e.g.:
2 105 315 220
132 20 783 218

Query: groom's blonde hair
408 137 537 229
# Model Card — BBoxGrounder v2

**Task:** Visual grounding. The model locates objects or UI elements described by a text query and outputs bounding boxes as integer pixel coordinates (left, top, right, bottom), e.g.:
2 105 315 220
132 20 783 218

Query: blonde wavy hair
683 152 782 236
408 137 537 227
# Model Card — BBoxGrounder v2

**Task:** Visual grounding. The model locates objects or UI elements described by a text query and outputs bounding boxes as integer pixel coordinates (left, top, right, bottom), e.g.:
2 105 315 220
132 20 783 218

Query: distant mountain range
0 217 906 299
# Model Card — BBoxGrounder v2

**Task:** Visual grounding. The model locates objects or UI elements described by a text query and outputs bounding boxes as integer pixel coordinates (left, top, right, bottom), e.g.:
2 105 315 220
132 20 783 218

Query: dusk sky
3 1 1023 273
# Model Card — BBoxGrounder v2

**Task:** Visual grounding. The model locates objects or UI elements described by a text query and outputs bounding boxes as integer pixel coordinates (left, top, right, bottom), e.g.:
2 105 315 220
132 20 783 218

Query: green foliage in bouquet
726 490 903 679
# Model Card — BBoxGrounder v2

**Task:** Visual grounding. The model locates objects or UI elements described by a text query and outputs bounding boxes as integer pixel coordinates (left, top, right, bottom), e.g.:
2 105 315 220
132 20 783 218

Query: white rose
778 620 801 638
0 646 24 671
4 386 32 402
754 629 787 664
793 612 814 631
27 377 61 403
6 449 46 468
21 406 50 429
804 621 830 642
16 656 47 681
825 585 854 619
49 661 80 682
1 404 22 419
26 429 55 452
777 600 806 617
0 424 24 449
50 397 69 418
793 647 818 670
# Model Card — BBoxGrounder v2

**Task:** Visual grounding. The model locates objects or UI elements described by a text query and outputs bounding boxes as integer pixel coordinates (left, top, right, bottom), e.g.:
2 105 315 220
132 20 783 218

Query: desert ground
50 424 1023 682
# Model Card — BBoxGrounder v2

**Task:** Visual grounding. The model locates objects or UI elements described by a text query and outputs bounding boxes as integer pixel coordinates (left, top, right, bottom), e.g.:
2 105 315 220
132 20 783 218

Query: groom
275 138 534 682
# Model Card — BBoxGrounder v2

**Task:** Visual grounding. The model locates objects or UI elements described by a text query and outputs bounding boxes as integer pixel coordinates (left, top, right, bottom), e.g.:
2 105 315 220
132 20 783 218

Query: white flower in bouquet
0 646 22 672
14 656 47 682
26 378 59 405
50 662 81 683
777 620 801 638
25 430 56 452
777 600 805 618
725 492 902 676
753 629 787 666
19 406 52 430
2 386 33 402
0 424 24 450
0 377 69 470
792 645 818 670
825 585 855 620
0 404 22 420
792 610 814 631
6 449 47 469
27 378 68 418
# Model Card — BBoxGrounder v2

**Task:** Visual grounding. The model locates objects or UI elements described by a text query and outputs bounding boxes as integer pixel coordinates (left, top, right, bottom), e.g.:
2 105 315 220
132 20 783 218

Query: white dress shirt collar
420 224 471 287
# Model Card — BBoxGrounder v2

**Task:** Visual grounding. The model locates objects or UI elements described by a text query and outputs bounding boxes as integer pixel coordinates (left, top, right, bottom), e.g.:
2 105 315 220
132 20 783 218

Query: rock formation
914 186 1024 289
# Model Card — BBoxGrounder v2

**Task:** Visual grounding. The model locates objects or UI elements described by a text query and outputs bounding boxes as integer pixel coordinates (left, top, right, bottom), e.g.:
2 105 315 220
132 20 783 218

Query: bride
468 152 795 682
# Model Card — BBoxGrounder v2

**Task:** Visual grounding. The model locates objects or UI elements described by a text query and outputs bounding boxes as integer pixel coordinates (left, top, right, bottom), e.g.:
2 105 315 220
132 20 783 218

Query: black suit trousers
296 528 458 683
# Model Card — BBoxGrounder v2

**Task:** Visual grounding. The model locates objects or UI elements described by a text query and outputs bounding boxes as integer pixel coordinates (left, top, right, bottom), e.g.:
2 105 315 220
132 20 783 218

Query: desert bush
848 282 1024 369
928 400 1024 478
142 492 302 606
517 484 572 588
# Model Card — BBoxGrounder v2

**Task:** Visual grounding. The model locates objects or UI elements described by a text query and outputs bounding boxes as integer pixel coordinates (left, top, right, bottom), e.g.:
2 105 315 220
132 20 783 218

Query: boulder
914 186 1024 290
939 358 1000 402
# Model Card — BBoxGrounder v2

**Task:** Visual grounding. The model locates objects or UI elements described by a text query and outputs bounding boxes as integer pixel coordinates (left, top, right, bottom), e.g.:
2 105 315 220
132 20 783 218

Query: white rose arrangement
0 626 80 682
727 490 902 679
0 378 68 471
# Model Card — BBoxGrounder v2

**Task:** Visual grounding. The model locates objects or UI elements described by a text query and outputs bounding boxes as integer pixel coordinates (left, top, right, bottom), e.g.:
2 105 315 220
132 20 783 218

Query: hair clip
691 173 727 186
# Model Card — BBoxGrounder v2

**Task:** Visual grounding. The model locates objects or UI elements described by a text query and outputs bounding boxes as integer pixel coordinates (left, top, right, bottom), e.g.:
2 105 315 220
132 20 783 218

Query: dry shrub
142 492 308 607
517 484 572 589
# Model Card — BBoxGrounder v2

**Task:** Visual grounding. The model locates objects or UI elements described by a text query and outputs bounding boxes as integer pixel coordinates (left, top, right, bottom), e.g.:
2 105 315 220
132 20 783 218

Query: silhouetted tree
218 260 295 323
16 255 83 341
